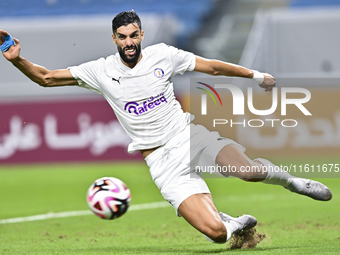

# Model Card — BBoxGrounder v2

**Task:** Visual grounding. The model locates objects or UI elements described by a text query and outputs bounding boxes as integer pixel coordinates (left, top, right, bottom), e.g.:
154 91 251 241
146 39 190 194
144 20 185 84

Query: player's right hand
0 29 21 62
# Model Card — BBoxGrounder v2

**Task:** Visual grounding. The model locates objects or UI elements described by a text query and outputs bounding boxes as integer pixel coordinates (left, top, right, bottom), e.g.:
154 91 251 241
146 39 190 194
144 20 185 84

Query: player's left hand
259 73 275 92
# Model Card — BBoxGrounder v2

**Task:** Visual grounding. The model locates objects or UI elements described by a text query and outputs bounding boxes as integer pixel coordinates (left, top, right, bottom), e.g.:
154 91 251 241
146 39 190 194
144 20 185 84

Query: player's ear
140 30 144 42
112 34 117 45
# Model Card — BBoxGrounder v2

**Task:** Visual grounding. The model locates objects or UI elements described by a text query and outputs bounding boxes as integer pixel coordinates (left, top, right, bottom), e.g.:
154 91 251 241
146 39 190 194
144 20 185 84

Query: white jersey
68 43 196 153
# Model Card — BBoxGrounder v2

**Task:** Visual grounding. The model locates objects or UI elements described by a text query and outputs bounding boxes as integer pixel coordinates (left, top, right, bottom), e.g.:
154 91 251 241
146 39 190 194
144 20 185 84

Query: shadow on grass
59 245 301 254
193 246 302 254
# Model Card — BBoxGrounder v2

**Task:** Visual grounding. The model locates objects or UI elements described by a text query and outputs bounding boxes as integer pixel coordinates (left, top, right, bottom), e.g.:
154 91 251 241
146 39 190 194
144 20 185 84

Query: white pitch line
0 201 170 225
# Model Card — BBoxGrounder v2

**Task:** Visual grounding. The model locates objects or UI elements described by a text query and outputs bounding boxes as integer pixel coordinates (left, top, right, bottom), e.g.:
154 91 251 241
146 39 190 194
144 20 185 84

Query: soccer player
0 11 332 244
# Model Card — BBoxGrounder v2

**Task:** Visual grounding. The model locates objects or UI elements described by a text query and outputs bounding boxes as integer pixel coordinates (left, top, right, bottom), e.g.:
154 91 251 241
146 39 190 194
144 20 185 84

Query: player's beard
118 43 141 64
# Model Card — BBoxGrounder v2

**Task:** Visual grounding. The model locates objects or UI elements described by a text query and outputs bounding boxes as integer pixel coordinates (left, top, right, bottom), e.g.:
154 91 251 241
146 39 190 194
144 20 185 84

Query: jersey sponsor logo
153 68 164 78
124 93 168 116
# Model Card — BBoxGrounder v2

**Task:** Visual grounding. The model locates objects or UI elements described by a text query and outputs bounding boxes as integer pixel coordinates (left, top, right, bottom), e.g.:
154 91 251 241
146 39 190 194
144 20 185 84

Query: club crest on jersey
124 93 168 116
154 68 164 78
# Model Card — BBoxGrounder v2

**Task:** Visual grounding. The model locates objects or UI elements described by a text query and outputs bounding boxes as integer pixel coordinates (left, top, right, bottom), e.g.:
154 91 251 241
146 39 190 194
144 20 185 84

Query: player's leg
178 193 226 243
144 125 255 243
177 193 257 243
254 157 332 201
215 144 267 181
215 144 332 201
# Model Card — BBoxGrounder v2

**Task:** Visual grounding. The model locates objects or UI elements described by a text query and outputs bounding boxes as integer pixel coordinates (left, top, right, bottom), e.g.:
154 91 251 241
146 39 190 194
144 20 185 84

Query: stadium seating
0 0 213 35
290 0 340 7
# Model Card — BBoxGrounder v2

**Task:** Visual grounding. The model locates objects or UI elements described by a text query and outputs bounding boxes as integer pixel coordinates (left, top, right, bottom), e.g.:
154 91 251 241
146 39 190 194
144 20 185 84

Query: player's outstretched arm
0 29 78 87
193 56 275 92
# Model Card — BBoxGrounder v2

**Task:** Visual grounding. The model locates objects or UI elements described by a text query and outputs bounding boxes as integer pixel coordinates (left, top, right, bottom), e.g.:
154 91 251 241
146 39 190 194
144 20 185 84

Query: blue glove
0 34 15 53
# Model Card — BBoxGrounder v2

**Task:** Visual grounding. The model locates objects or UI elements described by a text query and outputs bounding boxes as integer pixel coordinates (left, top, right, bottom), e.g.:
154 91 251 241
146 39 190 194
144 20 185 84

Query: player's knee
204 221 227 243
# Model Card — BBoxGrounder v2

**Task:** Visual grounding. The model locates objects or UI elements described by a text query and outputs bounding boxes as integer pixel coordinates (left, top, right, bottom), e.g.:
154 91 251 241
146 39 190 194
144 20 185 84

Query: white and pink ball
87 177 131 220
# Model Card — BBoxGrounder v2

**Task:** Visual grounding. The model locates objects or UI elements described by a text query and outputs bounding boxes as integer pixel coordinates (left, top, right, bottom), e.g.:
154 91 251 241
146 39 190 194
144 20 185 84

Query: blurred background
0 0 340 164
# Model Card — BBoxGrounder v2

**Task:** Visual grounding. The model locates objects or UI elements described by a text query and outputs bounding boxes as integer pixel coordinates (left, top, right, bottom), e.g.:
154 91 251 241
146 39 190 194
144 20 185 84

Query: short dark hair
112 11 142 34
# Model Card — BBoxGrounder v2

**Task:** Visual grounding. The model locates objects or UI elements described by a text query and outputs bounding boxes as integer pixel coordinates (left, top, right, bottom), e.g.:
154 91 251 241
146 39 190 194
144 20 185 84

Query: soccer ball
87 177 131 220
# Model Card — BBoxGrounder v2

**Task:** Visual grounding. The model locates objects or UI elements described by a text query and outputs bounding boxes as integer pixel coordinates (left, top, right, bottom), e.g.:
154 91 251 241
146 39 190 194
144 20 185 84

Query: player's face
113 23 144 67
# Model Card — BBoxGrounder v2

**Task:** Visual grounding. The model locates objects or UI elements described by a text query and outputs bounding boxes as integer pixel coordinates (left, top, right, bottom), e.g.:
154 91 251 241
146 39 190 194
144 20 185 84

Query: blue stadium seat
290 0 340 7
0 0 212 34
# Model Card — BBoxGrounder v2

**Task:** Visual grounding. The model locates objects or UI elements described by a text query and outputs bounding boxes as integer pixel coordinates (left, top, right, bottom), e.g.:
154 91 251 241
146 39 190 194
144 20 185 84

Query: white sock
223 218 239 241
255 158 293 187
203 216 239 243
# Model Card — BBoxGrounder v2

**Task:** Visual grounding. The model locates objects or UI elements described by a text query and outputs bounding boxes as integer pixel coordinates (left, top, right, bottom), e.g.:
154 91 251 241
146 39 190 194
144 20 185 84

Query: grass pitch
0 158 339 254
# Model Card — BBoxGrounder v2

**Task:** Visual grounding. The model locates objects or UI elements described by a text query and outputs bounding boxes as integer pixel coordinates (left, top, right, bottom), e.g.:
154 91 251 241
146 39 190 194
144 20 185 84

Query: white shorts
144 123 245 216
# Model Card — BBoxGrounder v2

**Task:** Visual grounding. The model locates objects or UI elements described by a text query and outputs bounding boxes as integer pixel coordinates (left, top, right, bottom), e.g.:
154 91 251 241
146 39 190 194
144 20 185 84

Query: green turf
0 159 339 254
